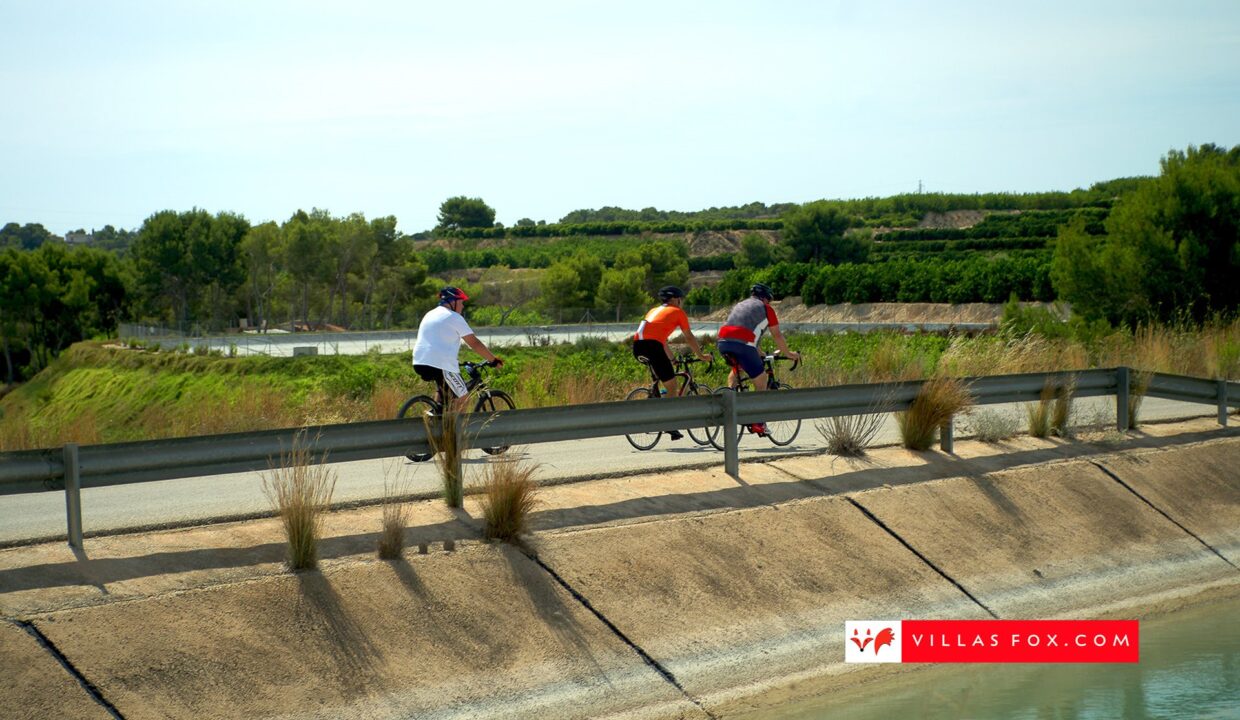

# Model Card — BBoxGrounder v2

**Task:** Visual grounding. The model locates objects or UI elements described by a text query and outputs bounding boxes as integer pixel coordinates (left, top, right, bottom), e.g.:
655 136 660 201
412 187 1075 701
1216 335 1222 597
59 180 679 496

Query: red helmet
439 286 470 303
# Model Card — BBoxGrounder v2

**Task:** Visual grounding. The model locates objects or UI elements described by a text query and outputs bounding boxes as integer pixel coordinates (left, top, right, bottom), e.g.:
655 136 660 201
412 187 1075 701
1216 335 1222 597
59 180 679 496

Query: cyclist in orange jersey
632 286 712 402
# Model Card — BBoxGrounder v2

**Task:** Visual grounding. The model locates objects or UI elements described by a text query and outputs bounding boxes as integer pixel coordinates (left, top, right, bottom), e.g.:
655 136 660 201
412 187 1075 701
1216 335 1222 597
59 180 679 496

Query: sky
2 0 1239 236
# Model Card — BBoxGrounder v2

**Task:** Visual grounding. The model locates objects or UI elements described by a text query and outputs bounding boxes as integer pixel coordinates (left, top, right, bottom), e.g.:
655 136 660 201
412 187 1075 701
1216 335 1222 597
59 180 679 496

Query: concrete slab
529 496 990 710
1095 439 1240 565
30 545 706 720
0 619 112 720
480 465 820 535
0 500 475 617
854 459 1238 619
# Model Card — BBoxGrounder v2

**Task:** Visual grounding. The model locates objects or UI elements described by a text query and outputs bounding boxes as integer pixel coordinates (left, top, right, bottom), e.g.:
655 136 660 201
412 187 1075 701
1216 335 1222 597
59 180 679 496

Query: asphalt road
0 396 1226 544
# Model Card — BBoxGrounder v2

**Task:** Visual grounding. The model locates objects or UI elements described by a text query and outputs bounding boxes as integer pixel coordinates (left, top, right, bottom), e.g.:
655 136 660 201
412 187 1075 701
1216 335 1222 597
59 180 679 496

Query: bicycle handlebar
763 352 800 372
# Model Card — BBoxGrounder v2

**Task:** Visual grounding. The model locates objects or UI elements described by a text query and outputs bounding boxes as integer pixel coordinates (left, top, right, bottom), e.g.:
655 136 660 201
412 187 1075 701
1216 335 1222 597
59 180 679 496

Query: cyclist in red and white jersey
716 283 801 436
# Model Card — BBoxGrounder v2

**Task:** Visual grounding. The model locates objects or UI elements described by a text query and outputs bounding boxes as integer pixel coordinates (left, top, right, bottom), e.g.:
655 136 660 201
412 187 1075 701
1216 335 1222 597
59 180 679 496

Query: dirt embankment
705 298 1061 325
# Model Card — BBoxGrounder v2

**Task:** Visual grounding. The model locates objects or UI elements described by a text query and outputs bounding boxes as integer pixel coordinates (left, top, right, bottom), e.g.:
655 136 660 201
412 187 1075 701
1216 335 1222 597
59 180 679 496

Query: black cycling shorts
632 339 675 382
414 364 468 399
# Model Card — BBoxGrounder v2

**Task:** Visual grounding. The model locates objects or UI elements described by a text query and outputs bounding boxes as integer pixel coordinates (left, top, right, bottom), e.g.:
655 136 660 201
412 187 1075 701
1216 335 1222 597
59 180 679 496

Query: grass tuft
480 457 540 542
427 410 469 508
262 431 337 571
1128 370 1152 429
377 460 413 559
1051 374 1077 437
816 388 892 456
897 377 973 451
1026 381 1056 438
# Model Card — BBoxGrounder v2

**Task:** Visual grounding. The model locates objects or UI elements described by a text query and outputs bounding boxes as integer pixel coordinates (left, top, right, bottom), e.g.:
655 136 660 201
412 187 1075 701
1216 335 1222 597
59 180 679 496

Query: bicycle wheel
683 382 714 446
475 389 516 456
707 387 744 452
623 386 662 451
397 395 439 462
764 381 802 446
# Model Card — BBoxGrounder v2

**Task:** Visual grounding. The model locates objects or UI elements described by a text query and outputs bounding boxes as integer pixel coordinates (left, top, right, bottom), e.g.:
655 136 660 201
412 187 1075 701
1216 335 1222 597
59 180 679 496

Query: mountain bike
708 351 801 450
624 354 715 451
397 360 515 462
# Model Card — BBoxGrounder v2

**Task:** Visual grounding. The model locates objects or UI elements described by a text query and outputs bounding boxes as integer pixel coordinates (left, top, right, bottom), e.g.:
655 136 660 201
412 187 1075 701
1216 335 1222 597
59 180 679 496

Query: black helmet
439 286 470 303
657 285 684 302
750 283 774 301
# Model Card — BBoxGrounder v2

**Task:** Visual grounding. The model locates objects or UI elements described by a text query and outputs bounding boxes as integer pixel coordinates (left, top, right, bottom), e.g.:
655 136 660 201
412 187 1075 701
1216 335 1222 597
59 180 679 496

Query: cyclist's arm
768 326 801 362
462 334 503 365
681 328 711 362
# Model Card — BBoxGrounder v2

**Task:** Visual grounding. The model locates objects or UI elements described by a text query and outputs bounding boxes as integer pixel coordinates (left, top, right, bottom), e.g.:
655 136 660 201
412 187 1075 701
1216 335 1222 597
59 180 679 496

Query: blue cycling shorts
717 340 764 379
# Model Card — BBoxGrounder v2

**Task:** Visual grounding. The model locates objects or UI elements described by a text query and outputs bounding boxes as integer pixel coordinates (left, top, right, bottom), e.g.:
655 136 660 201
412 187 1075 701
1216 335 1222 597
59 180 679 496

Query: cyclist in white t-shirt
412 287 504 411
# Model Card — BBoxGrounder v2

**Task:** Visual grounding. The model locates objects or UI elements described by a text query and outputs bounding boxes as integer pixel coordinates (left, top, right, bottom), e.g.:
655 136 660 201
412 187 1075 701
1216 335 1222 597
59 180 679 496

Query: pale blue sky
3 1 1238 235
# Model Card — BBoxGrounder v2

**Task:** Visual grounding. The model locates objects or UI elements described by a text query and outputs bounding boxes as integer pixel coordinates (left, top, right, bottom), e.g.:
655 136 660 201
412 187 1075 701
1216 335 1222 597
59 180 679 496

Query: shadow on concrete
500 543 610 678
3 426 1234 596
295 571 383 695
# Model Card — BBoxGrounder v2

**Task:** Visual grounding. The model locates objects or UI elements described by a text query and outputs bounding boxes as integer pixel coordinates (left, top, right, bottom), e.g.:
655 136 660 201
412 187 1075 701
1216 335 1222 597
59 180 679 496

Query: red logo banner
901 620 1139 663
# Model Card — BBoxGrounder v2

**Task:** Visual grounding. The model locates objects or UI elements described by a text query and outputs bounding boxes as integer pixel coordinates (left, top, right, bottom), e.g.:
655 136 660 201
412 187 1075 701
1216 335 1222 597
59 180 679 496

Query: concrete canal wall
3 424 1238 719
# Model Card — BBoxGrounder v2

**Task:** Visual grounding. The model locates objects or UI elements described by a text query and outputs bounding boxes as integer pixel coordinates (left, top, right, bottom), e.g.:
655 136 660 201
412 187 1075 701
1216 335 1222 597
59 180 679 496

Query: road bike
708 351 801 450
396 360 516 462
624 354 715 451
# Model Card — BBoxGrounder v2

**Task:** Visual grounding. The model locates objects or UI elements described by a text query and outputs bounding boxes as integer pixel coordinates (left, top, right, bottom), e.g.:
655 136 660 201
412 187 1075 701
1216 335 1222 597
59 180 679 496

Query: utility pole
918 179 923 194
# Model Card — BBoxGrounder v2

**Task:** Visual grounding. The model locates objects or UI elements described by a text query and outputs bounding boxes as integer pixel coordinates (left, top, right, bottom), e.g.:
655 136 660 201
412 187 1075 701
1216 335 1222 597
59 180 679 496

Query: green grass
2 319 1237 450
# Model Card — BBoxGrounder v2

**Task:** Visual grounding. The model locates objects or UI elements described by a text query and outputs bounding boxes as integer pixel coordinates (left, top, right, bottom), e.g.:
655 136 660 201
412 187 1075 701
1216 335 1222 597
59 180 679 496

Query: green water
739 596 1240 720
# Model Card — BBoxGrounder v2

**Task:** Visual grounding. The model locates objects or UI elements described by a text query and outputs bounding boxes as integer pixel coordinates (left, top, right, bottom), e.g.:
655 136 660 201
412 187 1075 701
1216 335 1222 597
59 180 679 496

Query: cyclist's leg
414 364 445 412
635 340 676 396
441 369 470 412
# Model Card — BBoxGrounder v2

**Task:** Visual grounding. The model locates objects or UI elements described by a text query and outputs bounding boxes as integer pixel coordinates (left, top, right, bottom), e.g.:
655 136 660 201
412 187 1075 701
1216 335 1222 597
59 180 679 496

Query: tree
735 233 775 269
0 222 56 251
1052 144 1240 324
436 196 496 231
781 202 869 264
130 209 248 331
515 217 536 227
596 267 648 321
478 266 541 325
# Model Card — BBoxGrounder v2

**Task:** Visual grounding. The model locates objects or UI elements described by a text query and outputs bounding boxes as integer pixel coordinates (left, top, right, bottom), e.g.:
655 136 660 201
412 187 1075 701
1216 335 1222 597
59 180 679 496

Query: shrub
262 432 337 571
897 377 973 450
965 408 1021 442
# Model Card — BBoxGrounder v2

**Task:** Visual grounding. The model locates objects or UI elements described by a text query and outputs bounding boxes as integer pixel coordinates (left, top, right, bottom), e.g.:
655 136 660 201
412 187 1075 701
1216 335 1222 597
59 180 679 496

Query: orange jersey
633 305 690 345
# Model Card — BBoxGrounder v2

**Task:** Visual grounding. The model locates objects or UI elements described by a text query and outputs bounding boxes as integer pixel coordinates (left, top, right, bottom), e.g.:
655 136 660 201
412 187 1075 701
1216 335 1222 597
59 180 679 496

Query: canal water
737 595 1240 720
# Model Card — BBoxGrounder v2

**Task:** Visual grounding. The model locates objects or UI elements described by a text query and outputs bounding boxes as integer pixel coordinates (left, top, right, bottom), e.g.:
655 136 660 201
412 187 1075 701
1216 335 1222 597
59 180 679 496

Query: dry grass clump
964 408 1021 443
427 410 469 507
480 458 540 542
0 417 36 451
1026 382 1054 439
377 461 413 559
815 387 894 456
897 377 973 451
1051 375 1076 437
817 413 885 456
262 432 337 571
1025 376 1075 438
1128 370 1152 429
368 383 408 421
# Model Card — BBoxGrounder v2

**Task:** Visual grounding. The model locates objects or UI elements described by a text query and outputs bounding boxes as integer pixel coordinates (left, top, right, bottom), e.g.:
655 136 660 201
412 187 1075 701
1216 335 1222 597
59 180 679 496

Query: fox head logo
851 627 895 654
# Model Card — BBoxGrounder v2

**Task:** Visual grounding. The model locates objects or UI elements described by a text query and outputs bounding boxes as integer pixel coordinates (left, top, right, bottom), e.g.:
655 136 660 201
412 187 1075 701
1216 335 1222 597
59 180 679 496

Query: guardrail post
1116 367 1130 432
1220 379 1229 427
722 389 740 480
940 417 954 454
63 443 83 549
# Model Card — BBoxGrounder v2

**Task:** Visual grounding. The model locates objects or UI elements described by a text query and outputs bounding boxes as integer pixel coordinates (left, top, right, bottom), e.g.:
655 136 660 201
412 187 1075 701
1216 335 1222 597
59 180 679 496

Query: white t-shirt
412 305 475 371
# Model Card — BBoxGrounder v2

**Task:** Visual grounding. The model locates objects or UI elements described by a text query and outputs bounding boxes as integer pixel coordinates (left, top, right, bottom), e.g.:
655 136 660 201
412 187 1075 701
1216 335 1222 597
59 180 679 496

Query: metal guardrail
1 368 1235 548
